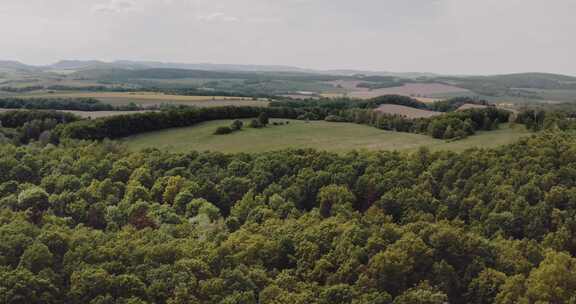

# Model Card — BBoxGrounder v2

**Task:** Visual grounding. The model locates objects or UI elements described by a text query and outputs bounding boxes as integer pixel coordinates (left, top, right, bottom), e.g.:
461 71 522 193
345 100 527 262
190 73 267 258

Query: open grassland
124 119 531 154
16 91 270 107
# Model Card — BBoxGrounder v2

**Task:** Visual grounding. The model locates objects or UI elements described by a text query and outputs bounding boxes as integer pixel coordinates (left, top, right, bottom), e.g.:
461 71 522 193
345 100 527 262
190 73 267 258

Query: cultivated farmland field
17 91 270 107
325 81 471 99
0 108 155 118
124 119 531 154
374 104 442 118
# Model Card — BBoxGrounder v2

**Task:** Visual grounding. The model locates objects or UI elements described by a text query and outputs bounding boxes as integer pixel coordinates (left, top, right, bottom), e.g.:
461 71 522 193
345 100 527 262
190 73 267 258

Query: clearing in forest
124 119 531 154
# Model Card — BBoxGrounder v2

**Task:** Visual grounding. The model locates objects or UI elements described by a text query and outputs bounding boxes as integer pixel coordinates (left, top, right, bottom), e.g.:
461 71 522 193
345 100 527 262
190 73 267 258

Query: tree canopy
0 131 576 303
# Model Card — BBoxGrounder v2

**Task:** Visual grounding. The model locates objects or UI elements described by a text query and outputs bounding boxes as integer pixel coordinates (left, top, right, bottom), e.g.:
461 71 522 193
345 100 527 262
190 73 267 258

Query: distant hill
324 69 438 78
0 59 440 79
71 67 346 82
113 60 315 73
48 60 109 70
0 60 38 72
3 59 576 102
438 73 576 97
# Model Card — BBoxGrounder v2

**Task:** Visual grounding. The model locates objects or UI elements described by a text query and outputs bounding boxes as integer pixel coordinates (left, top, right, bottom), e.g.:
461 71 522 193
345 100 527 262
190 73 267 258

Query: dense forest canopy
1 132 576 303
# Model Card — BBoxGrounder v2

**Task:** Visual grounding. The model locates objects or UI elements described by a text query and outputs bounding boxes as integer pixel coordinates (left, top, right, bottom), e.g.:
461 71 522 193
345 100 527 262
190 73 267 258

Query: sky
1 0 575 75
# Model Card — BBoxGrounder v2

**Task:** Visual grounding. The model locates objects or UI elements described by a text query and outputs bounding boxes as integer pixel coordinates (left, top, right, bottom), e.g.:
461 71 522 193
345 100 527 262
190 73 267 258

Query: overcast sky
1 0 575 75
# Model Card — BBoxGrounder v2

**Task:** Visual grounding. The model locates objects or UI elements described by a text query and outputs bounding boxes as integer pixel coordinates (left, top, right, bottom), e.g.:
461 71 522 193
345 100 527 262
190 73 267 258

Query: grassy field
16 91 270 107
124 119 531 154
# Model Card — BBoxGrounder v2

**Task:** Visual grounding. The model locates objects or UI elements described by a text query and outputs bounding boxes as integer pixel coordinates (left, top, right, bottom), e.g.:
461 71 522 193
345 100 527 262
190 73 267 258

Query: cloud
196 12 239 22
92 0 136 14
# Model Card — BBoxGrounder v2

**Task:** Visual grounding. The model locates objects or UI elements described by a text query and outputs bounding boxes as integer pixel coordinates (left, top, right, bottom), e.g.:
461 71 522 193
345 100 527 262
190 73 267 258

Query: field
374 104 442 118
324 81 471 99
15 91 270 107
456 103 489 111
124 119 531 154
0 108 154 118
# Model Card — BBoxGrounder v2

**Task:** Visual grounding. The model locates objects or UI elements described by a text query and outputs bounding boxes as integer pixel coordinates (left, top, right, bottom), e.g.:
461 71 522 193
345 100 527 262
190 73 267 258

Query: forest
0 97 574 304
2 132 576 303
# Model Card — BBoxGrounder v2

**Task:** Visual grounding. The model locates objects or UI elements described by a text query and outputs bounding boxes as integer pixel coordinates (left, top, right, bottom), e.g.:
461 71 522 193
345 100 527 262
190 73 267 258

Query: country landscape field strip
124 119 531 153
14 91 270 107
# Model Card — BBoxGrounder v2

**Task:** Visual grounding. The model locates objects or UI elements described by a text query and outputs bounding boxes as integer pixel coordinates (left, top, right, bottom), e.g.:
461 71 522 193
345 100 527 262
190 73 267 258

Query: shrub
231 120 243 131
214 126 233 135
258 112 269 125
249 120 263 128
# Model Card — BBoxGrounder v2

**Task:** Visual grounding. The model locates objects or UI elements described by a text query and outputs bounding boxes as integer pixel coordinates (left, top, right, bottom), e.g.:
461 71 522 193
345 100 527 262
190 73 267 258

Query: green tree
258 112 270 126
317 185 355 217
393 281 448 304
231 120 244 131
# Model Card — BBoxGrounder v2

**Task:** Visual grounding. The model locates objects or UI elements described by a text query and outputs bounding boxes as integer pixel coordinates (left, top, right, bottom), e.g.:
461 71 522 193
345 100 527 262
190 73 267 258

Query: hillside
4 60 576 103
438 73 576 97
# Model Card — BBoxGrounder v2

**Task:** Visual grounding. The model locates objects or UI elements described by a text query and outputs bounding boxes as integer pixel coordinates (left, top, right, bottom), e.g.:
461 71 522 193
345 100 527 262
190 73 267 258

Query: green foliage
57 106 301 140
249 119 263 128
230 120 243 131
342 107 510 139
258 112 269 126
0 97 140 111
1 132 576 302
214 126 233 135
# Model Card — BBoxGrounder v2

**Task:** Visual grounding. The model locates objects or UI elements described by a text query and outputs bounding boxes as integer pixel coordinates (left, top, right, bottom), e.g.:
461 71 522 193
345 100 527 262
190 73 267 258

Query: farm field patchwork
0 108 155 118
325 81 471 99
16 91 270 107
124 119 531 154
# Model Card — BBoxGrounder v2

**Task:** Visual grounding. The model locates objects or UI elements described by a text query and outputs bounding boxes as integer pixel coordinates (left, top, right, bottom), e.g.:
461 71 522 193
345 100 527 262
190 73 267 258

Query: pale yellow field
0 108 155 118
25 92 252 101
18 91 270 107
414 97 441 103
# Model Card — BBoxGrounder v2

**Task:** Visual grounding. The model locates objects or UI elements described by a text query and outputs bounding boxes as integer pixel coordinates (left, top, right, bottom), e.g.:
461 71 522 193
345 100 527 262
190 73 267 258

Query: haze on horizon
2 0 575 76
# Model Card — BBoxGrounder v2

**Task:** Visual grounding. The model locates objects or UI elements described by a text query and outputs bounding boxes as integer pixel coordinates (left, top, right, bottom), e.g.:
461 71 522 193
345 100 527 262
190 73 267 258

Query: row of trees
2 132 576 302
0 110 80 128
337 107 511 139
516 109 576 131
0 85 278 100
214 114 273 135
0 110 80 145
0 97 141 111
270 95 430 111
52 99 512 142
56 107 301 140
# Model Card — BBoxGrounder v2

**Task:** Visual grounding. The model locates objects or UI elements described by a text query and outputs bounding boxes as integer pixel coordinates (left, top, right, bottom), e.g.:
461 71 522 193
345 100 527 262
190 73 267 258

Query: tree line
0 86 278 100
270 95 431 111
0 95 555 145
0 111 80 145
337 107 511 139
55 106 303 140
0 97 141 111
